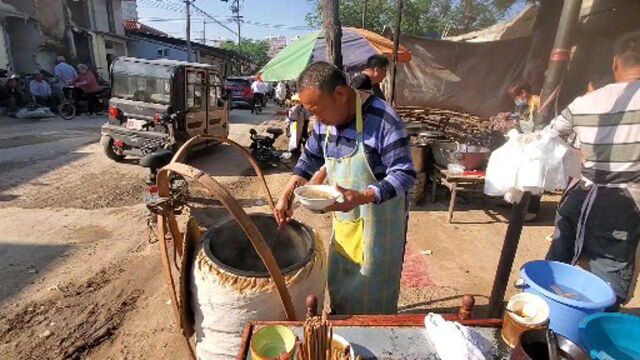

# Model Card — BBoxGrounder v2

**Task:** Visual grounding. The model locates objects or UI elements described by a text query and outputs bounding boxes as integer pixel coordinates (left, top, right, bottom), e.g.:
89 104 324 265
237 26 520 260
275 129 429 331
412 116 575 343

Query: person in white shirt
251 76 268 113
275 81 287 106
547 30 640 307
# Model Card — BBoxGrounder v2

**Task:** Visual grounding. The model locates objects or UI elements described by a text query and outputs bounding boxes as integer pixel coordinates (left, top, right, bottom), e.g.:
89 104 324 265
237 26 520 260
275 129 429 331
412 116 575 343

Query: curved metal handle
170 134 275 211
157 162 296 321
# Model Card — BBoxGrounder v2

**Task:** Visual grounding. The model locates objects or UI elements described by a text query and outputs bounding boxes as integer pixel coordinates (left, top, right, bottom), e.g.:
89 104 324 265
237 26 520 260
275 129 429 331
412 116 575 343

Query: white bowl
294 185 342 211
331 334 356 359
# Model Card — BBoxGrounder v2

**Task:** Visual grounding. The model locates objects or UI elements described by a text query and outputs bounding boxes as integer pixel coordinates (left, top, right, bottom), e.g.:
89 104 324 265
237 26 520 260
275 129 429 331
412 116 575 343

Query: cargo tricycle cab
100 57 230 162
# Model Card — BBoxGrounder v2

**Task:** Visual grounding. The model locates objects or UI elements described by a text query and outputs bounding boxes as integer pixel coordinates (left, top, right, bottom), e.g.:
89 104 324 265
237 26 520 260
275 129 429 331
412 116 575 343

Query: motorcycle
138 112 188 237
249 127 290 168
252 93 264 114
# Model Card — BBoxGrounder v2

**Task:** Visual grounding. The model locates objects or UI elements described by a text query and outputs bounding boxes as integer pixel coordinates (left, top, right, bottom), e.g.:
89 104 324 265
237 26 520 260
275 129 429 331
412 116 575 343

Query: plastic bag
424 313 492 360
485 127 583 203
484 130 521 196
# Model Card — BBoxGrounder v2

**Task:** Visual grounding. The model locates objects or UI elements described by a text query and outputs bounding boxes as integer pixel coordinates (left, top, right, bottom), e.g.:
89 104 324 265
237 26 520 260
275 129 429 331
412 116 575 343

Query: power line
138 0 237 35
138 0 314 34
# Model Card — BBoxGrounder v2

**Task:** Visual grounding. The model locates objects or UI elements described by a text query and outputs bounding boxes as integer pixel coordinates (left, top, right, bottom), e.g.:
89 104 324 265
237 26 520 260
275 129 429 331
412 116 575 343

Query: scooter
249 127 290 168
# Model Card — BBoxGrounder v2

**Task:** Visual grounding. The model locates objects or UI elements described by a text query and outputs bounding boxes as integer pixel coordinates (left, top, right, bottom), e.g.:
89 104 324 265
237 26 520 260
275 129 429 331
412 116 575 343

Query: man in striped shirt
547 30 640 306
275 62 415 314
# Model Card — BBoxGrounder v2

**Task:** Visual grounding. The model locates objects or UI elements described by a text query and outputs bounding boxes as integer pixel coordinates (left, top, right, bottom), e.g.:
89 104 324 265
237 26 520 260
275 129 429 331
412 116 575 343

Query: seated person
0 76 27 115
71 64 101 114
30 72 57 111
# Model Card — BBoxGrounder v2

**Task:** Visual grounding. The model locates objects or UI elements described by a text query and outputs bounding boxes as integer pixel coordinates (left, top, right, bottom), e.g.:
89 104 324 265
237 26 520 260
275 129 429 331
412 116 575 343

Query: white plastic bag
424 313 492 360
484 130 521 196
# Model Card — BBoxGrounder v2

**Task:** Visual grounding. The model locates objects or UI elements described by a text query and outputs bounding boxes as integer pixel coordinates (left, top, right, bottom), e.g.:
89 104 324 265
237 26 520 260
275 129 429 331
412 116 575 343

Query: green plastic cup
250 325 296 360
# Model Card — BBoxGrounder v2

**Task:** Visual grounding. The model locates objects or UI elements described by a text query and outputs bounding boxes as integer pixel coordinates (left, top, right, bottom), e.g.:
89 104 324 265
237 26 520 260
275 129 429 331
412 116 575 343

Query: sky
136 0 318 44
136 0 527 45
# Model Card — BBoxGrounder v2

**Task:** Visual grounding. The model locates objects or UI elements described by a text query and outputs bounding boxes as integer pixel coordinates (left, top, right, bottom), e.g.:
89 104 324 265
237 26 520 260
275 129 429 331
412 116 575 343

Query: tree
220 39 271 68
305 0 523 37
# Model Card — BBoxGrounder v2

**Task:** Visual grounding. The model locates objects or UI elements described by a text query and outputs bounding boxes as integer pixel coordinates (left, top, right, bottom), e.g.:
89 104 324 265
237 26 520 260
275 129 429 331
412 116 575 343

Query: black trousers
84 91 99 114
546 183 640 304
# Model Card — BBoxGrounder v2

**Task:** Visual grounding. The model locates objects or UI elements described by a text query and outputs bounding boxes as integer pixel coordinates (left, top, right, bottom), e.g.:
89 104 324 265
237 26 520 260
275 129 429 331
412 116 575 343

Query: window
156 48 170 57
209 72 224 109
112 61 172 105
186 71 206 110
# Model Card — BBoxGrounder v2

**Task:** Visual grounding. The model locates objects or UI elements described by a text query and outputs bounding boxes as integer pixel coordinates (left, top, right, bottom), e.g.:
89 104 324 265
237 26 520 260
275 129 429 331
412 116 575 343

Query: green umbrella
260 28 411 82
260 31 320 82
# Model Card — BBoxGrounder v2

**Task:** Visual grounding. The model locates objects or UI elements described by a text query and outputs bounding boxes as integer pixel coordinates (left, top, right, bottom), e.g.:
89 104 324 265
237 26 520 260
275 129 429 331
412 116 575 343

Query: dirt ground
0 106 638 359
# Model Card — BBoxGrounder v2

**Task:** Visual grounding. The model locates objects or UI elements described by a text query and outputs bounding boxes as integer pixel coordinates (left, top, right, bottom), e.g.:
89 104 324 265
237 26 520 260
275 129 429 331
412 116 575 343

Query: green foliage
305 0 522 37
220 39 271 68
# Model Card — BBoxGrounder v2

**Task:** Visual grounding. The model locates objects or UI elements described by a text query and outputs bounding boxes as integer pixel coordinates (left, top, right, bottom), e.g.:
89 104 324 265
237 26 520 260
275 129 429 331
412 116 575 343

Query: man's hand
274 176 307 227
325 186 376 213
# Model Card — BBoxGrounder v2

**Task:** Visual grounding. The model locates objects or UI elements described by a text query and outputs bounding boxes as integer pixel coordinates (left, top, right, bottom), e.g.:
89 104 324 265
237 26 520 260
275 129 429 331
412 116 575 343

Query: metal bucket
431 141 491 170
203 214 316 277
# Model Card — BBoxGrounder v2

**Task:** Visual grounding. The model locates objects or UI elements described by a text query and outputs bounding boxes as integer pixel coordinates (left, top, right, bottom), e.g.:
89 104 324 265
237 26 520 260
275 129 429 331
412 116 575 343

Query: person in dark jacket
0 76 27 115
351 54 389 101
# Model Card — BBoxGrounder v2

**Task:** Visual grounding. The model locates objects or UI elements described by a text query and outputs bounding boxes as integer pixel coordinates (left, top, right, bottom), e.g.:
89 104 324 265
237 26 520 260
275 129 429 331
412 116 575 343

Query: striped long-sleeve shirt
293 95 416 204
550 80 640 184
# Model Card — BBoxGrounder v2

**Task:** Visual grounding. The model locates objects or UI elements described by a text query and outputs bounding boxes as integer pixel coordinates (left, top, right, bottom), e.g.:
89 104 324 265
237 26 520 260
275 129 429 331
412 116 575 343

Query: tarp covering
388 34 531 117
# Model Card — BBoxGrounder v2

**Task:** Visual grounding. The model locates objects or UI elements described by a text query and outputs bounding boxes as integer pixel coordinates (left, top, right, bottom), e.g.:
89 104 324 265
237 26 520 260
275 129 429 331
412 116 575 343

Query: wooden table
237 314 508 359
429 166 486 223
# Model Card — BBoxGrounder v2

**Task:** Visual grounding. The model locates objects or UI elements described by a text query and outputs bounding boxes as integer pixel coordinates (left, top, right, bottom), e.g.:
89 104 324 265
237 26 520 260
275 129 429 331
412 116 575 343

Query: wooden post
536 0 583 126
458 294 475 320
322 0 343 69
389 0 403 106
487 192 532 318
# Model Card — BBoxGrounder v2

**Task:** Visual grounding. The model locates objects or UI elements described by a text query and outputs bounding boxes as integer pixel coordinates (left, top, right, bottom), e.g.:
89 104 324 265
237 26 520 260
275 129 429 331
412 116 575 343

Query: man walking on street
275 62 415 314
547 30 640 307
351 54 389 101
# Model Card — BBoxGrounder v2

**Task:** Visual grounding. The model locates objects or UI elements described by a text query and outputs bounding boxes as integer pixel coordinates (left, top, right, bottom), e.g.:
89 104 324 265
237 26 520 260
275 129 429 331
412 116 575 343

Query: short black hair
507 78 532 98
614 30 640 67
297 61 347 94
366 54 389 69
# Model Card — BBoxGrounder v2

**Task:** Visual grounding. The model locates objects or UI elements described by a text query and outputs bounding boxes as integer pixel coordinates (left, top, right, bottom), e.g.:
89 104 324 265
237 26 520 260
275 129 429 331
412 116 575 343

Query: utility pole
202 19 206 45
185 0 192 61
230 0 242 47
361 0 368 29
322 0 342 69
389 0 403 105
536 0 583 126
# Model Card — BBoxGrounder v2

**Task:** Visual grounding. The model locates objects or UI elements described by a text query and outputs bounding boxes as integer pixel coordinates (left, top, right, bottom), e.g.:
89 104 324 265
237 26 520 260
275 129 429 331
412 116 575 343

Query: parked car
225 77 253 108
100 57 230 162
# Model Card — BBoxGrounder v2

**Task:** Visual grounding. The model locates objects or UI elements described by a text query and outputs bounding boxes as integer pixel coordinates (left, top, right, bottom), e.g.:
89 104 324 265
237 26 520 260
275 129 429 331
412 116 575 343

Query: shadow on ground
0 242 72 304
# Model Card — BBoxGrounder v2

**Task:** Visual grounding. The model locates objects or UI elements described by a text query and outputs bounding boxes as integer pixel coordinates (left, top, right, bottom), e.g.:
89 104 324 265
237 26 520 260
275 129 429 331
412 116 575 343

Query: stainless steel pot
431 141 491 170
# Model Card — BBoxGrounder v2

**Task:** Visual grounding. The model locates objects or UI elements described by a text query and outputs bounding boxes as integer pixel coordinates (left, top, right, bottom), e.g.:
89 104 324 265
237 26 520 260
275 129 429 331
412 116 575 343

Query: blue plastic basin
519 260 616 346
579 313 640 360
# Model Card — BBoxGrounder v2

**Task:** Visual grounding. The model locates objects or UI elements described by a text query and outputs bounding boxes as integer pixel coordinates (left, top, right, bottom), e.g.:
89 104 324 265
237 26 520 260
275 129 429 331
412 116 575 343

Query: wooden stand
429 166 485 223
237 294 500 359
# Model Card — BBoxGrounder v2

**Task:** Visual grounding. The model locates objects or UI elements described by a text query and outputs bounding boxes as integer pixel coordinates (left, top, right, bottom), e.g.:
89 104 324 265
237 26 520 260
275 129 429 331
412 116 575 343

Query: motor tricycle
100 57 230 162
